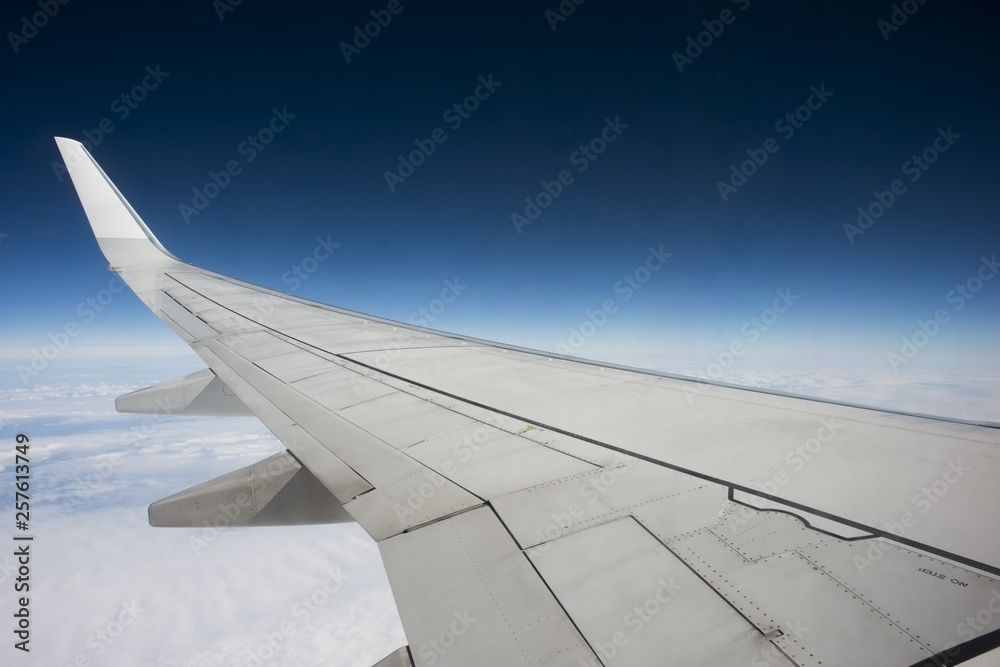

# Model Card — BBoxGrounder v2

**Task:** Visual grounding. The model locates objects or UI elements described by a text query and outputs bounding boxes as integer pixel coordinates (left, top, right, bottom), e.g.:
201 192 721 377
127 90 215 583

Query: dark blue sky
2 0 998 376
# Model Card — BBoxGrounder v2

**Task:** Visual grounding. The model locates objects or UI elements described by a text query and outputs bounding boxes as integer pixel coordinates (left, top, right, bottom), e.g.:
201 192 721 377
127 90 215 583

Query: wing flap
528 516 800 667
668 529 938 665
798 539 1000 656
379 506 598 667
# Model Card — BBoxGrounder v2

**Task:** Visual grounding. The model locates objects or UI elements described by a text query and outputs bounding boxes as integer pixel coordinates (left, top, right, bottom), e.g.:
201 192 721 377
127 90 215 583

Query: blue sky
1 0 997 383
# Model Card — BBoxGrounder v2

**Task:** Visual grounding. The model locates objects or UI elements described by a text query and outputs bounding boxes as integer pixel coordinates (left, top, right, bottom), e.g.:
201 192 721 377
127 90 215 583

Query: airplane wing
55 137 1000 667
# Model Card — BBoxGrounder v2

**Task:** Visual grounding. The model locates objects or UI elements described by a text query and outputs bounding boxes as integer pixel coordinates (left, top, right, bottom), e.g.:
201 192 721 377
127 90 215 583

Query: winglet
55 137 179 268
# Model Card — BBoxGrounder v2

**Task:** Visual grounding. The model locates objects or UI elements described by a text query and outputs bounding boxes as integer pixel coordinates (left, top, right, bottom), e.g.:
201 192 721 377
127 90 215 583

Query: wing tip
55 136 180 265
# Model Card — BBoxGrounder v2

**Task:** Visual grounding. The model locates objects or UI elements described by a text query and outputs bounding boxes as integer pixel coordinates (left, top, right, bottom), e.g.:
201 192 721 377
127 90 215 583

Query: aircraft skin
55 136 1000 667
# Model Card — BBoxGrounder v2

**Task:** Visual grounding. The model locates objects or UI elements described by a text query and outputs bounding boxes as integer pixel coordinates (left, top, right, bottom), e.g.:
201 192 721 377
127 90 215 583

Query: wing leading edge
56 137 1000 666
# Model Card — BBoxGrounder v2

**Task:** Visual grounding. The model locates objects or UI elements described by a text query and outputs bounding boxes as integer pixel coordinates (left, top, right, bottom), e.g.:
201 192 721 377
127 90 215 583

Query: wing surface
56 137 1000 666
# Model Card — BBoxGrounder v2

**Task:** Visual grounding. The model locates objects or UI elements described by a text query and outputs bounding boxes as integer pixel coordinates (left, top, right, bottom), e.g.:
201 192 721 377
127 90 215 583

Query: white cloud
7 509 404 667
649 358 1000 423
0 359 405 667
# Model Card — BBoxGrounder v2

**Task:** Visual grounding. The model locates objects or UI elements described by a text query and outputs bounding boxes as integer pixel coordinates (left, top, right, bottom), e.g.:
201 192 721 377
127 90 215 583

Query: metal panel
516 426 631 467
164 287 203 307
711 502 839 561
253 349 331 383
291 324 473 356
630 484 730 544
379 507 598 667
221 330 298 360
527 516 794 666
799 539 1000 655
670 529 934 666
344 346 603 392
344 483 482 542
205 312 257 335
491 460 720 549
404 422 597 499
292 367 396 411
184 296 229 314
338 391 475 450
203 340 482 537
194 345 373 504
155 297 219 340
729 489 875 541
280 424 373 503
335 375 622 468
